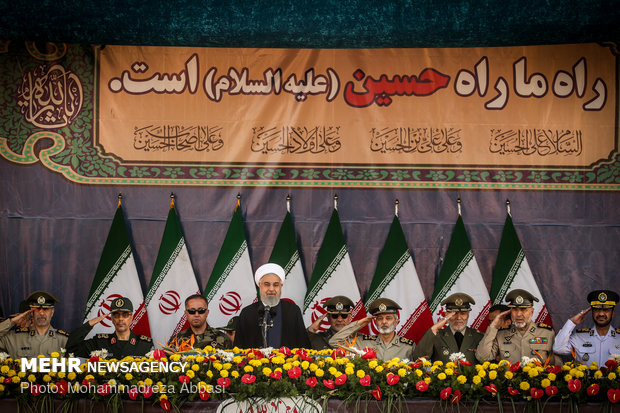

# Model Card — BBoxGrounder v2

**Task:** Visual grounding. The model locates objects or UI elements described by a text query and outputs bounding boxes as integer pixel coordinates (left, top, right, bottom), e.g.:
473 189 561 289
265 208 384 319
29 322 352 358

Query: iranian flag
490 209 552 326
269 207 307 310
83 199 147 338
303 206 365 332
429 212 491 332
131 198 200 346
366 213 433 343
203 200 256 329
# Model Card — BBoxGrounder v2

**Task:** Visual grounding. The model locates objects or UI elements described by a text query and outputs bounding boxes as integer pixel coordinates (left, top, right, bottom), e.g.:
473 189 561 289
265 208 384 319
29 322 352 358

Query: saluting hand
569 308 590 325
356 315 375 328
308 312 329 333
11 309 33 327
491 309 511 329
89 312 110 327
431 312 456 335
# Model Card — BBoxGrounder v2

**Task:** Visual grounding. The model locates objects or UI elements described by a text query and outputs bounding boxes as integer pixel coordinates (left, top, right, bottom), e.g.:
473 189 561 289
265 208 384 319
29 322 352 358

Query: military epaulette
14 327 29 333
139 335 152 342
537 323 552 330
498 326 511 331
576 328 592 333
399 337 414 345
56 329 69 337
362 334 377 340
615 328 620 334
96 333 109 339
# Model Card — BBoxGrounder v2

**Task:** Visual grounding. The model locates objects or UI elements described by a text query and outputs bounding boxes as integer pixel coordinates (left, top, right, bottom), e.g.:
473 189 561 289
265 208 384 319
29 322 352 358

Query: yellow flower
244 365 254 373
207 370 213 378
160 394 168 401
478 369 486 378
301 361 310 370
446 362 456 369
187 370 195 379
11 376 20 384
528 369 539 378
309 363 318 372
51 352 60 358
375 366 384 373
170 354 181 362
593 371 603 379
489 363 498 370
28 374 36 383
263 367 272 376
345 367 354 375
564 374 573 382
214 362 224 370
356 370 366 378
196 356 205 363
0 366 8 375
548 373 556 381
472 376 481 385
433 360 444 367
437 372 447 381
541 379 551 388
368 360 378 369
520 381 530 391
0 384 4 392
523 366 531 373
108 379 117 386
220 370 229 378
232 356 243 364
283 363 292 370
231 371 239 378
42 374 52 383
192 364 200 371
457 375 467 384
398 368 407 377
145 378 153 386
57 372 65 379
328 367 338 375
424 377 431 384
444 368 454 376
315 369 324 377
415 369 423 377
7 370 15 377
68 372 76 381
609 373 617 380
489 370 497 380
223 363 232 370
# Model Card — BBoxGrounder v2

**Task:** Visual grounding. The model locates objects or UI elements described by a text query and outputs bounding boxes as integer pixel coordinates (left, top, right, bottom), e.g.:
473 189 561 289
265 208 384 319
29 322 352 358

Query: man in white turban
234 263 310 349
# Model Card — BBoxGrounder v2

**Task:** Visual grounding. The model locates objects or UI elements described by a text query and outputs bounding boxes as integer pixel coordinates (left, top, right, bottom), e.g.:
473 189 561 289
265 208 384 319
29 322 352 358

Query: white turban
254 263 285 286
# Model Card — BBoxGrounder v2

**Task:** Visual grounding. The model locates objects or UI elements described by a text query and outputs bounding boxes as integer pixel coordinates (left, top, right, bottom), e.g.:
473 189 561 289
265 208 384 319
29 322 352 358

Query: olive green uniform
413 326 483 364
329 322 415 361
168 326 232 350
476 323 561 364
66 322 152 359
0 319 68 358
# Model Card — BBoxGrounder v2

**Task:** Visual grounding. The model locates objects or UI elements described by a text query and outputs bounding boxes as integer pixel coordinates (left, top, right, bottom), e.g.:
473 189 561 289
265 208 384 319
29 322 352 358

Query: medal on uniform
583 353 589 361
443 349 450 356
503 351 510 358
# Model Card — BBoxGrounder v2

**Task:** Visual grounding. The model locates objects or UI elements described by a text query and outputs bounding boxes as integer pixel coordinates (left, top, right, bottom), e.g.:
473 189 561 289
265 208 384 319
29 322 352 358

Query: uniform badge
336 302 344 311
583 342 592 347
115 298 124 307
455 298 463 306
583 353 589 361
503 341 512 345
379 303 387 312
598 292 607 302
515 296 524 305
111 337 116 344
130 338 136 345
529 337 548 344
37 296 46 305
503 351 510 358
443 348 450 355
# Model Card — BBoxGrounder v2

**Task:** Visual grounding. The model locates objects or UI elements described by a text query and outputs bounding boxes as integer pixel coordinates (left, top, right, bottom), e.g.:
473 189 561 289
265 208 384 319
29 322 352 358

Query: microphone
261 305 271 327
259 303 273 348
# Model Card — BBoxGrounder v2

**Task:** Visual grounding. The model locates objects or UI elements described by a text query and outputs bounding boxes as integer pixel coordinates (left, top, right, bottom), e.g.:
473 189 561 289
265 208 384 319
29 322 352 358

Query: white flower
216 349 235 363
610 354 620 362
260 347 274 357
144 350 155 359
521 356 536 365
89 349 109 359
0 352 9 362
449 352 466 362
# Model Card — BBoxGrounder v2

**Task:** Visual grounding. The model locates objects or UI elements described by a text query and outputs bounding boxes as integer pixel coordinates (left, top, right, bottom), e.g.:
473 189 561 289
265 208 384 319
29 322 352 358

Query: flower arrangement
0 348 618 412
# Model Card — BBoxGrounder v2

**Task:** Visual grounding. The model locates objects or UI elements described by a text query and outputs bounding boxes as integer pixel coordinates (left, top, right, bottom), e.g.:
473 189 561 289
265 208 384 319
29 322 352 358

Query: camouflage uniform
168 325 232 350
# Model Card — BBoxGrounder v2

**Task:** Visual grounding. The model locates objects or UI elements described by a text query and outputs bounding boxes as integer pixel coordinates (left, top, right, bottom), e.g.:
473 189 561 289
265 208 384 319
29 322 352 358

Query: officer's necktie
454 331 464 349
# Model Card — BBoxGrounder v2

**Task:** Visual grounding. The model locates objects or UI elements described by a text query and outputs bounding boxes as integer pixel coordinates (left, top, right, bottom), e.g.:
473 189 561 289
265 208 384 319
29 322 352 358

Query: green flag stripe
269 211 300 275
205 241 247 302
85 245 131 313
303 244 347 309
490 214 525 301
365 250 409 305
143 237 185 305
493 249 524 304
429 250 474 310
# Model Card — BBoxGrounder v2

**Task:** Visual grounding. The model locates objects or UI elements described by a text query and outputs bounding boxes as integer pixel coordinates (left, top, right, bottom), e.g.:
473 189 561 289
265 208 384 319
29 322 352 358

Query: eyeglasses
187 308 207 315
329 313 349 319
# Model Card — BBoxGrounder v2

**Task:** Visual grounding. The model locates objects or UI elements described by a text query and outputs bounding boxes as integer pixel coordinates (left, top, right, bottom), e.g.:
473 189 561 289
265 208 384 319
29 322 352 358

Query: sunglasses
187 308 207 315
329 313 349 319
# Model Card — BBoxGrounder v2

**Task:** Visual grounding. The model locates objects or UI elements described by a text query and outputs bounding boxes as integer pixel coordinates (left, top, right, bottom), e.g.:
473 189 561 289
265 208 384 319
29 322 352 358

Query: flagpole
506 199 511 216
170 192 175 208
334 194 338 210
236 192 241 210
117 193 122 208
395 199 399 217
286 194 291 213
457 197 462 215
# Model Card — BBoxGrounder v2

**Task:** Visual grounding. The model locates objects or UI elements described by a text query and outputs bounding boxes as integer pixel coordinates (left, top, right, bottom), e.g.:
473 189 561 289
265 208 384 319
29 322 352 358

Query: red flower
605 360 619 371
546 365 561 375
451 390 462 404
331 348 346 359
372 385 382 400
97 383 111 396
608 389 620 404
241 374 256 384
56 380 68 395
88 356 100 362
409 360 422 369
386 373 399 385
362 348 377 359
142 386 154 398
305 377 317 388
509 362 521 372
3 378 10 383
323 379 335 389
296 349 313 362
440 387 453 400
279 346 292 356
507 387 519 396
160 398 171 411
530 388 544 399
485 384 498 395
217 378 231 388
459 360 472 366
587 384 599 397
178 375 191 384
270 370 282 379
128 387 139 400
359 375 371 386
545 386 558 397
335 374 347 385
288 366 302 379
416 380 429 392
153 349 166 360
199 390 210 401
568 379 582 393
30 384 40 396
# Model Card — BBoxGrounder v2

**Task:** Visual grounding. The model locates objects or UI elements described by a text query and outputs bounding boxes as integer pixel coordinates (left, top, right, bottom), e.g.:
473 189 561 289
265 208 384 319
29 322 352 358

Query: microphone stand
259 304 273 348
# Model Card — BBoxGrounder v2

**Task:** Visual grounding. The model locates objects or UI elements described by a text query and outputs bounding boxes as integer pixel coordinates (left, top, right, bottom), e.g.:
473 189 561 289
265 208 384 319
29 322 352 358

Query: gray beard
378 324 396 334
261 296 280 307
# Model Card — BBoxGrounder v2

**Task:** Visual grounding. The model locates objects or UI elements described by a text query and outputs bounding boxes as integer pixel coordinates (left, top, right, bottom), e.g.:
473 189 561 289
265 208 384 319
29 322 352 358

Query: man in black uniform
66 297 152 358
307 296 354 350
167 294 231 350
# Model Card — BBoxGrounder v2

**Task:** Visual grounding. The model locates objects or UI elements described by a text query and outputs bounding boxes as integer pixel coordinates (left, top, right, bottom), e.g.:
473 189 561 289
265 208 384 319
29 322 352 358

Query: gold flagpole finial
236 193 241 210
170 193 175 208
286 194 291 213
395 199 399 217
117 193 122 208
506 199 511 215
334 194 338 210
457 197 462 215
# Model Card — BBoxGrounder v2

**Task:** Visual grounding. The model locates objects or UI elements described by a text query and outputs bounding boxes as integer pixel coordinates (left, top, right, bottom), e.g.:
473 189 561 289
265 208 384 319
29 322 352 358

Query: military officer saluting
329 298 415 361
477 289 561 364
307 296 355 350
553 289 620 366
0 291 68 358
413 293 483 364
66 297 152 358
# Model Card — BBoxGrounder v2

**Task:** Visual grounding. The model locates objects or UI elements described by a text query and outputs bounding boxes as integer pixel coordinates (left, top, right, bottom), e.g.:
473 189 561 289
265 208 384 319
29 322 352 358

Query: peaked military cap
368 298 401 316
441 293 475 312
110 297 133 313
587 290 618 309
218 316 239 332
26 291 59 308
505 289 538 308
324 296 354 314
